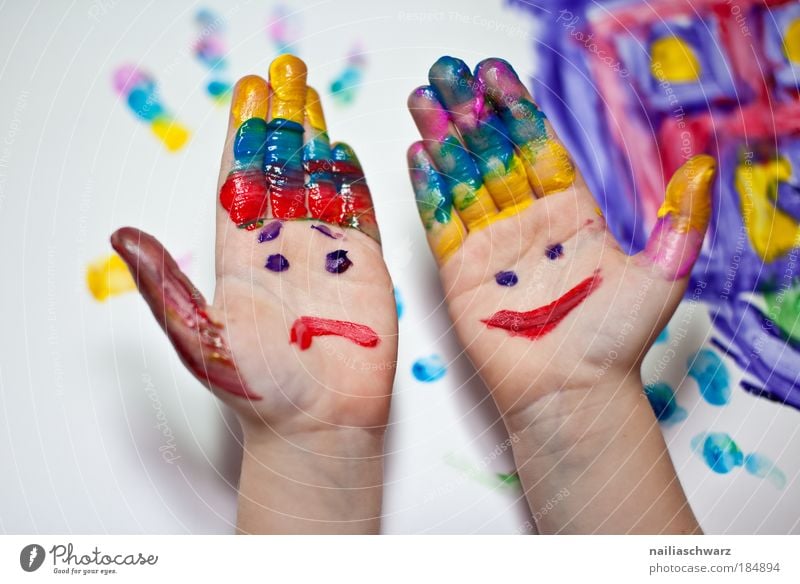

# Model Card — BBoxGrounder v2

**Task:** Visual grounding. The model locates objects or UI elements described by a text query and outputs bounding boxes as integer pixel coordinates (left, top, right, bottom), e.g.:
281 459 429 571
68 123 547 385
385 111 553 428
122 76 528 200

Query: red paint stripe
290 316 380 350
481 270 602 340
220 170 269 230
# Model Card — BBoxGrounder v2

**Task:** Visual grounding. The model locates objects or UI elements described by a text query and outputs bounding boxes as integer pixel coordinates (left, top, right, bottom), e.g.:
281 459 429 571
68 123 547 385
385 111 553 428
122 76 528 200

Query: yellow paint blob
658 154 716 233
151 118 190 152
269 54 307 124
736 155 800 263
473 199 534 231
86 253 136 301
231 75 270 126
521 139 576 196
784 18 800 64
483 155 532 209
433 219 466 262
650 36 702 83
305 87 327 132
451 183 498 229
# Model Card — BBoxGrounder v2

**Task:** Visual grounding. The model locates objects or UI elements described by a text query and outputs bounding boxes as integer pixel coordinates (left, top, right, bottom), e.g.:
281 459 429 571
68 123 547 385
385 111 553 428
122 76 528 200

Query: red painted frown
482 270 602 340
290 316 380 350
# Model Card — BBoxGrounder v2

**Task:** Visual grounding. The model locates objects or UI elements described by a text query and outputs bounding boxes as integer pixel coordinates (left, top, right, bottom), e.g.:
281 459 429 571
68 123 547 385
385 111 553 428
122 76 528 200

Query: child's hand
113 56 396 533
407 56 714 418
407 56 713 533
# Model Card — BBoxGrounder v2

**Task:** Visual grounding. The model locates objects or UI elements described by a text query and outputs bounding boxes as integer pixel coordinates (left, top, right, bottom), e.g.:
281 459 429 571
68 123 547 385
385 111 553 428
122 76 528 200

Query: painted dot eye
495 271 518 287
326 250 353 274
265 254 290 272
545 243 564 260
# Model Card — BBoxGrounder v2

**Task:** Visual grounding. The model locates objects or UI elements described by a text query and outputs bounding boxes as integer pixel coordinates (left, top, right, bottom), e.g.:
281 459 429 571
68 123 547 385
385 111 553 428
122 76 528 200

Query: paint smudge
194 9 232 103
412 354 447 382
494 270 519 287
325 250 353 274
265 254 290 272
691 432 786 488
655 327 668 344
258 220 283 242
644 382 687 424
687 348 731 406
330 45 367 105
311 224 343 239
545 243 564 260
266 4 300 54
290 316 379 350
482 270 602 340
443 453 521 491
86 253 136 301
112 65 190 151
394 287 404 319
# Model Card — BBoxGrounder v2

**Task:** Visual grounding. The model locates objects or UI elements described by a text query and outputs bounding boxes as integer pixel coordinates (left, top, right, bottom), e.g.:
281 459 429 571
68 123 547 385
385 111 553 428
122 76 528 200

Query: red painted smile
290 316 380 350
482 270 602 340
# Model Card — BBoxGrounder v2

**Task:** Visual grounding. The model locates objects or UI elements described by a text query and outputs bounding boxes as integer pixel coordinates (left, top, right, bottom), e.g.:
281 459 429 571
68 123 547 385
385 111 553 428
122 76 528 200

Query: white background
0 0 798 534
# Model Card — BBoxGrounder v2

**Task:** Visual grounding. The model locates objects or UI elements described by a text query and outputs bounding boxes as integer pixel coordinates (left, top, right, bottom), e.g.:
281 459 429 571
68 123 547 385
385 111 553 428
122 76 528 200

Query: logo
20 544 45 572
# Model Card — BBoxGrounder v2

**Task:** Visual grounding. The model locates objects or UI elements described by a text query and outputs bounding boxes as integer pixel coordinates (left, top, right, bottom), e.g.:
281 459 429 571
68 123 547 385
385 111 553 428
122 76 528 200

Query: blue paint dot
655 328 668 344
265 254 290 272
644 382 687 423
495 270 518 287
691 432 743 474
745 453 786 489
545 243 564 260
687 348 730 406
394 287 404 319
412 355 447 382
325 250 353 274
207 80 232 98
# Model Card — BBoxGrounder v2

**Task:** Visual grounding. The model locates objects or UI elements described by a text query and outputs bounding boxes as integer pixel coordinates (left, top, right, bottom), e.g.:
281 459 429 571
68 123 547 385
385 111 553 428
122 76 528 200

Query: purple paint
265 254 290 272
325 250 353 274
495 271 519 287
311 224 343 239
258 220 283 243
545 243 564 260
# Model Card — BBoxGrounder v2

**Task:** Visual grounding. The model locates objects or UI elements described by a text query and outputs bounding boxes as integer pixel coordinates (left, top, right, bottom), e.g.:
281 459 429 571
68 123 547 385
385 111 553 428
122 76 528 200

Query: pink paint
290 316 379 350
482 270 602 340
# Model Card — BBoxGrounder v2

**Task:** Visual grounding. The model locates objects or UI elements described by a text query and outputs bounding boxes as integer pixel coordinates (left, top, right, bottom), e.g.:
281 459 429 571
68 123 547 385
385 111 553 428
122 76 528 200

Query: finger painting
692 432 786 489
513 0 800 410
194 9 232 103
330 44 367 105
112 65 190 152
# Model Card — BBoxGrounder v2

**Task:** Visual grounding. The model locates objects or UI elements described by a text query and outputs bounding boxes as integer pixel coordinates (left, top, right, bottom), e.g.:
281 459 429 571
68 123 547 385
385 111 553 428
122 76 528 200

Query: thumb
637 154 716 280
110 227 261 401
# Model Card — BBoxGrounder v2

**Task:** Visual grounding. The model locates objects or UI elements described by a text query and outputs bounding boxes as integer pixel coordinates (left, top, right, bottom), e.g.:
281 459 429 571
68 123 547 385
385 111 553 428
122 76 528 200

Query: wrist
236 424 385 534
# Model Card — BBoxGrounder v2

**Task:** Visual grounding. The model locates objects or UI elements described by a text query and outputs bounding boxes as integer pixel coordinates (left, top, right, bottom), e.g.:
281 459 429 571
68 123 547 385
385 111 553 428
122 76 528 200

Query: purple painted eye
265 254 290 272
311 224 343 239
495 271 518 287
258 220 283 242
326 250 352 274
545 243 564 260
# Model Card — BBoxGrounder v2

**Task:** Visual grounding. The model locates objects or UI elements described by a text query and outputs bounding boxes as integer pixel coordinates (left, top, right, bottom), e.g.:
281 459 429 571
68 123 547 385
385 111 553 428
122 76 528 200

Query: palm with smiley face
407 56 716 419
112 56 397 437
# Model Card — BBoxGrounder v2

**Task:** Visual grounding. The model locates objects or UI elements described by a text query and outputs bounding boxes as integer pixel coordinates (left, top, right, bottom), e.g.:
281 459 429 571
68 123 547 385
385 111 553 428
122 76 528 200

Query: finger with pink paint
114 54 396 534
112 64 190 152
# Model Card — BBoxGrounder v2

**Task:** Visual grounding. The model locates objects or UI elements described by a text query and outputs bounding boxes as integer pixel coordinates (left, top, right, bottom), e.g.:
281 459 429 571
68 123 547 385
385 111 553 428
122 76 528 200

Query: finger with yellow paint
637 154 716 279
407 142 466 263
266 54 309 219
408 85 499 229
475 58 579 197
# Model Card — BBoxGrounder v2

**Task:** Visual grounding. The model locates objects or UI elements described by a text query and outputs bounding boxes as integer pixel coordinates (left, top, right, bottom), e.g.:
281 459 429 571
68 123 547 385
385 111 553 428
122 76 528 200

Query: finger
110 227 261 401
475 58 580 197
636 155 716 280
218 75 271 230
331 142 380 242
408 85 500 229
266 54 308 219
303 87 343 224
428 56 532 210
407 142 465 263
